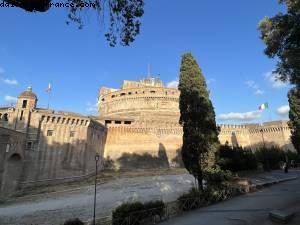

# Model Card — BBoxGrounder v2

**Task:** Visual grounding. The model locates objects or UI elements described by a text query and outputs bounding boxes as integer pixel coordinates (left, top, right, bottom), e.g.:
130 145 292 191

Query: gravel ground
0 173 195 225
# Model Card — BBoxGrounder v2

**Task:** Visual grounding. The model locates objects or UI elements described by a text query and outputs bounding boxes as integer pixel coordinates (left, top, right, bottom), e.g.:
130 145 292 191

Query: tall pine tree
178 53 219 190
288 88 300 154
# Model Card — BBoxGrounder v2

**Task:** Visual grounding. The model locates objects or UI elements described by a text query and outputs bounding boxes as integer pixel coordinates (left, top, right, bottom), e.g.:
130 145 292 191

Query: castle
0 78 294 197
98 77 294 167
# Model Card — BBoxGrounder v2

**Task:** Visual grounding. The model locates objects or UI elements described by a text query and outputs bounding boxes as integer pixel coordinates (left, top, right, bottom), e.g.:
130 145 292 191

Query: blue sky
0 0 292 124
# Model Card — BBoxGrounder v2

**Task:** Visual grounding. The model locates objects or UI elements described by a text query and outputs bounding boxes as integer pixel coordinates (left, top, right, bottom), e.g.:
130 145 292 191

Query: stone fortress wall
0 77 295 196
0 87 106 197
98 78 295 167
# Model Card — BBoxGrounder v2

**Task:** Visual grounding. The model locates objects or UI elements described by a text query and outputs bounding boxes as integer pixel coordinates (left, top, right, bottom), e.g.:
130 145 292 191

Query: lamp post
260 128 266 147
93 153 100 225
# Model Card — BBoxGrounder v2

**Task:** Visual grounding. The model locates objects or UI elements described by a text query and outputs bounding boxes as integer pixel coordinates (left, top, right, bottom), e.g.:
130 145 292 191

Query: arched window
3 113 8 121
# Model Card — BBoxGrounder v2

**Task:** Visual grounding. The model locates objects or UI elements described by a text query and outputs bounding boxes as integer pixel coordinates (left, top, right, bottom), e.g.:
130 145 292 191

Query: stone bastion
97 78 294 168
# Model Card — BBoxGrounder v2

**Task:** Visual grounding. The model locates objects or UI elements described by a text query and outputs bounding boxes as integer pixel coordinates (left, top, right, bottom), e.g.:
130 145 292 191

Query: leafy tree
258 0 300 89
178 53 219 190
288 88 300 153
4 0 144 47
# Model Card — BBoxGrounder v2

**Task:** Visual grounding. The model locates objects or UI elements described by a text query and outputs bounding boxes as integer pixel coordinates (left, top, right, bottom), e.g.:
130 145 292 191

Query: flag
46 82 52 93
259 102 269 111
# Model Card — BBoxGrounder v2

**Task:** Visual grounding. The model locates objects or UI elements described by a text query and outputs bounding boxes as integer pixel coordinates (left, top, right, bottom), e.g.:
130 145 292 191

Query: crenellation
99 78 295 163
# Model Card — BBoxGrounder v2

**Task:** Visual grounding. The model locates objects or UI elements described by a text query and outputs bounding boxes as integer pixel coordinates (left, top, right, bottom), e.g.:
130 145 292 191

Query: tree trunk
197 171 203 191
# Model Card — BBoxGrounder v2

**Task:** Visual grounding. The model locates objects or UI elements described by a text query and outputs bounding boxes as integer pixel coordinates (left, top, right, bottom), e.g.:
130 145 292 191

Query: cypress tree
178 53 219 190
288 88 300 154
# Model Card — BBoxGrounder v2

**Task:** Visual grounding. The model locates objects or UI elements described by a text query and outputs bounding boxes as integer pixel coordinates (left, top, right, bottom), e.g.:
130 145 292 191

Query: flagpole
47 90 51 109
47 82 52 109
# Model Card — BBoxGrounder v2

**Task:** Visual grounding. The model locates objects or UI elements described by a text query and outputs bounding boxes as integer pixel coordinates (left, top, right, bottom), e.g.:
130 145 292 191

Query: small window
20 110 24 121
124 121 131 125
105 120 112 125
128 92 132 95
111 95 115 98
115 121 121 124
70 131 75 137
22 100 27 108
47 130 54 136
102 98 105 101
62 118 66 124
26 141 33 150
120 93 126 96
150 90 156 93
57 117 61 123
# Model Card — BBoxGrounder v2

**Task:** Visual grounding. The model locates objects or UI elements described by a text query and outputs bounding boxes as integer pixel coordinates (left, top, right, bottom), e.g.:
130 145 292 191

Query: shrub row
216 145 257 171
177 184 242 212
217 144 298 172
112 200 165 225
254 146 285 170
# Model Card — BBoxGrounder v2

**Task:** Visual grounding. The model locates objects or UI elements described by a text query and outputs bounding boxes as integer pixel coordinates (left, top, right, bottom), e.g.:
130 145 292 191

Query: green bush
103 156 116 171
143 201 165 218
255 146 285 170
177 184 242 212
112 200 165 225
216 145 257 172
177 188 202 211
63 218 84 225
203 167 232 186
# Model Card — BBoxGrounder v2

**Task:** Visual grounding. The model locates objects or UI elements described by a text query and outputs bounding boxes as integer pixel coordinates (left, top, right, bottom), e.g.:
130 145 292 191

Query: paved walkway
0 170 297 225
162 170 300 225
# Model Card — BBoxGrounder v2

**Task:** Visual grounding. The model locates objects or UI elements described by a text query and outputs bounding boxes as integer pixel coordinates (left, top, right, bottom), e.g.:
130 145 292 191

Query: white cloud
246 80 265 95
86 100 99 113
207 78 216 84
1 78 18 85
254 89 264 95
4 95 17 102
166 78 216 89
166 80 179 88
246 80 258 89
0 67 4 74
218 110 262 121
277 105 290 116
264 72 287 88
